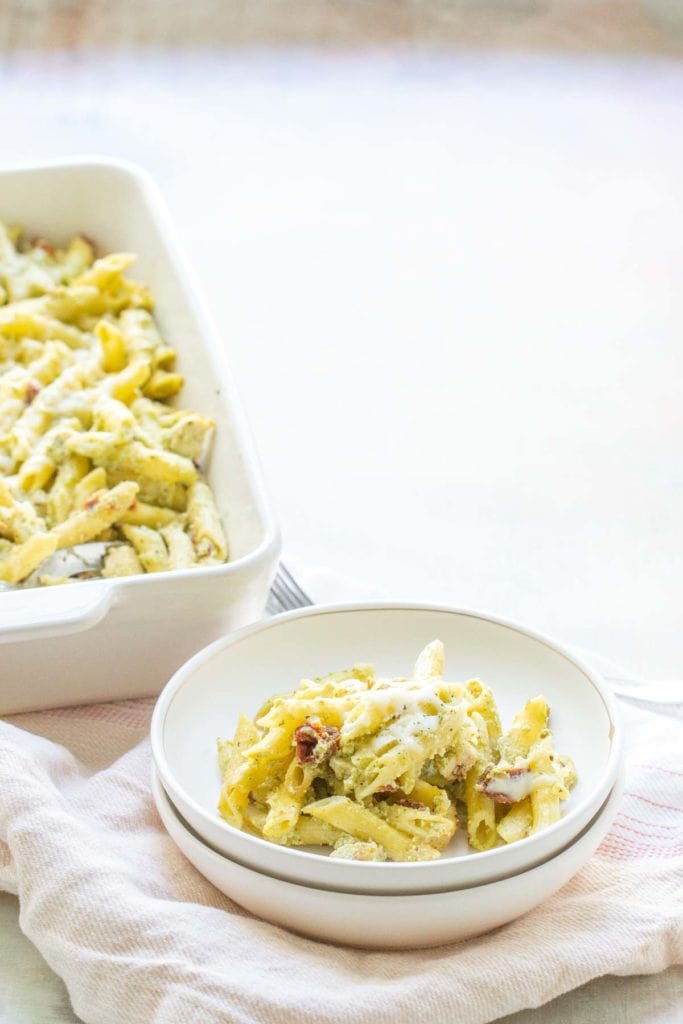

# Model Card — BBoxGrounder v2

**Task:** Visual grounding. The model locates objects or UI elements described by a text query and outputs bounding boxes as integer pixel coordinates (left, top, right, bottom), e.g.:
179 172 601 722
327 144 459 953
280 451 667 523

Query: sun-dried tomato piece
294 717 340 765
394 798 427 810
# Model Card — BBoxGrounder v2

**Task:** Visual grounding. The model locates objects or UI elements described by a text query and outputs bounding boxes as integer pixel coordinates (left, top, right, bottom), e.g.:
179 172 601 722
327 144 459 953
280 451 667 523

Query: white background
2 53 683 678
0 50 681 1022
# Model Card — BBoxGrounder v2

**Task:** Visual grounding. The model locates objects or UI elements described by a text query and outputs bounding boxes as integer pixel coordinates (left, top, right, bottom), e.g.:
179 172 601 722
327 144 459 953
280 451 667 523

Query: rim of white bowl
153 762 625 900
151 601 622 876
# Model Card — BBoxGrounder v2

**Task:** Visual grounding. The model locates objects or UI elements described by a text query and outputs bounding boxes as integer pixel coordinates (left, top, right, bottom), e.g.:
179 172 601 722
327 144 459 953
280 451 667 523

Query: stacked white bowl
151 604 623 949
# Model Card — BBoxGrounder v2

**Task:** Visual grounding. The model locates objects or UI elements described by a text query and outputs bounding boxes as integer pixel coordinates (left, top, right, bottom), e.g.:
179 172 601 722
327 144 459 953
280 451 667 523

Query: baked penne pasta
217 643 577 862
0 221 229 585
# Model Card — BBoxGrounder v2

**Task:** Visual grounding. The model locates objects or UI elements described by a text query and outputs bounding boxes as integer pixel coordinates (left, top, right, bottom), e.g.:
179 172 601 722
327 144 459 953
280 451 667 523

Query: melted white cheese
340 679 452 745
486 770 555 802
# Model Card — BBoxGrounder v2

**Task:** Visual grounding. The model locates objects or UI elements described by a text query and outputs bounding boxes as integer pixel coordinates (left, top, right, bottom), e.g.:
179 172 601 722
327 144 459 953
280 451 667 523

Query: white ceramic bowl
0 158 280 714
151 604 622 894
152 765 624 948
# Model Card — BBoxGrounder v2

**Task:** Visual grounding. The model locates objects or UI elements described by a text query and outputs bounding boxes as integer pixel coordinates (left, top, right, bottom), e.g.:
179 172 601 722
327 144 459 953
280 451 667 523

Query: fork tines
267 564 314 616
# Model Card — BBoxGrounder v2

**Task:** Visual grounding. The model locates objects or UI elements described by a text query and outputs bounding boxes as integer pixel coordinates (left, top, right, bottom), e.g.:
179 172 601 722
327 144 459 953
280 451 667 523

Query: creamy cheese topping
340 680 459 746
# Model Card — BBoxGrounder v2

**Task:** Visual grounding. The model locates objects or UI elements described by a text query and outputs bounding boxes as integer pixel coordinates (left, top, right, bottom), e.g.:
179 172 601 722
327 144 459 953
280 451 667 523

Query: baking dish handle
0 583 114 644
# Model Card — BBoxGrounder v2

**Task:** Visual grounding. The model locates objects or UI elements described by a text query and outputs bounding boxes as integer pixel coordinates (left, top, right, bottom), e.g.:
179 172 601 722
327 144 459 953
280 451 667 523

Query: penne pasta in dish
0 222 228 585
217 641 577 862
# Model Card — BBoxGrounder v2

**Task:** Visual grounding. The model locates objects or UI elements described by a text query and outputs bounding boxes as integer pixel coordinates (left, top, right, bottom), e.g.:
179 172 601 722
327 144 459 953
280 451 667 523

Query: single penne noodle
262 759 317 841
303 796 437 862
528 732 562 832
288 816 345 848
105 469 188 512
107 440 198 486
143 369 184 401
0 310 88 348
120 501 181 529
531 785 561 832
73 252 136 291
244 723 295 764
159 521 196 569
16 449 57 493
262 791 305 841
52 481 138 549
6 406 51 470
219 754 272 828
219 716 260 784
95 320 127 373
106 357 151 404
466 679 503 748
186 481 228 562
73 467 108 507
410 779 455 818
464 762 498 851
153 344 177 370
498 696 549 762
42 284 123 321
0 531 57 584
413 639 445 681
497 798 533 845
120 523 169 573
118 307 162 358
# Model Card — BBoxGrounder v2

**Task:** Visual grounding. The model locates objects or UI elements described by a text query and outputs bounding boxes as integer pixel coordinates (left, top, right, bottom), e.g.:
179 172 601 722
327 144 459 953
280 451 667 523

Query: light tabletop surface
0 50 681 1023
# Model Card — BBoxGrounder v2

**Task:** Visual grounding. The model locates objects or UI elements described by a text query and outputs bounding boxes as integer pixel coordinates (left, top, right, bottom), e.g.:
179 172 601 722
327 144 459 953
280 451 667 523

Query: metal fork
266 563 314 616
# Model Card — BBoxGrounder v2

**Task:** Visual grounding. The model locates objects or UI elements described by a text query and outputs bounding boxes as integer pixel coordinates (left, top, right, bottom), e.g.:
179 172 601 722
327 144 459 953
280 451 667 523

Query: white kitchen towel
0 590 682 1024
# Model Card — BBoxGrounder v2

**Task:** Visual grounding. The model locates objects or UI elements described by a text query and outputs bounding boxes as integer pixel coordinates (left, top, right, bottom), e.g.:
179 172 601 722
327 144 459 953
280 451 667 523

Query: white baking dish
0 158 280 714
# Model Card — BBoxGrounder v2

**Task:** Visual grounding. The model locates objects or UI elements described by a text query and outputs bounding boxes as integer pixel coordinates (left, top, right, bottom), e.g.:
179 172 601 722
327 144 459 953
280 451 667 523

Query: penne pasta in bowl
151 603 622 895
216 640 577 863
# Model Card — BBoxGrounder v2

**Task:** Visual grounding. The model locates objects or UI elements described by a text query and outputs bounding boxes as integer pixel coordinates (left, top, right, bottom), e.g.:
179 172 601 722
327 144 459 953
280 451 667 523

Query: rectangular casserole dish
0 158 280 714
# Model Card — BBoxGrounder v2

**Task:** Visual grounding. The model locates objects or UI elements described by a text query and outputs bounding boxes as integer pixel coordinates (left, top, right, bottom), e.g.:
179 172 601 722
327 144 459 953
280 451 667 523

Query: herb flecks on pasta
217 641 577 862
0 222 228 585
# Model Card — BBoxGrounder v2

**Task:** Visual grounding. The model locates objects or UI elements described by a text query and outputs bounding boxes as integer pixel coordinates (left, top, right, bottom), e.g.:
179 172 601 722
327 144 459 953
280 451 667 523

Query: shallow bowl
151 603 621 894
152 766 623 948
